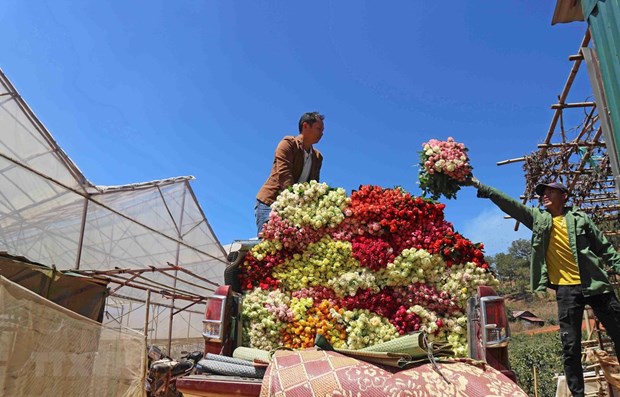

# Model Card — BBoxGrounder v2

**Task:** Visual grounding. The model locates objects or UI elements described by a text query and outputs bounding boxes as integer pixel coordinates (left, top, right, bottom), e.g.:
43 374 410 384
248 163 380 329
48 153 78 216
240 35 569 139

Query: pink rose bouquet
419 137 473 200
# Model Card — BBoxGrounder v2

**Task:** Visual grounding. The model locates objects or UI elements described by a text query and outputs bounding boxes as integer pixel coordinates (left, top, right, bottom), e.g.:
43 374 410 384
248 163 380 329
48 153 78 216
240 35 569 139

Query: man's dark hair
298 112 325 132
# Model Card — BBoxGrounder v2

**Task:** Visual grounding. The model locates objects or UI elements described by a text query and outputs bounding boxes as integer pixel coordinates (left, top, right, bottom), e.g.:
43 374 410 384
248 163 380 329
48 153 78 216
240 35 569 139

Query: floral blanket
260 349 526 397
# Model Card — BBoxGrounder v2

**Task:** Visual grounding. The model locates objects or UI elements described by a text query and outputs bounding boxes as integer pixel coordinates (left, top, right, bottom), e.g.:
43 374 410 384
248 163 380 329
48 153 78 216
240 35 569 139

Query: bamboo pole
496 157 526 166
533 366 539 397
536 141 605 148
585 308 592 339
541 30 591 147
551 101 596 109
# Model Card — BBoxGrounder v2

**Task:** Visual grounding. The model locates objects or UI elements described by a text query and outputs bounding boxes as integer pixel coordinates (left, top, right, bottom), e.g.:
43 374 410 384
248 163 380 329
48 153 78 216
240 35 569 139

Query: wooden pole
187 312 191 340
533 366 539 397
144 290 151 342
584 307 592 338
143 290 151 389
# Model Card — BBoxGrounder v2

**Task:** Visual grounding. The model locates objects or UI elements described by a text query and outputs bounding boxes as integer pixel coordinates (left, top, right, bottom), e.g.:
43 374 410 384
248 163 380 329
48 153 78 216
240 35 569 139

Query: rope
424 333 451 385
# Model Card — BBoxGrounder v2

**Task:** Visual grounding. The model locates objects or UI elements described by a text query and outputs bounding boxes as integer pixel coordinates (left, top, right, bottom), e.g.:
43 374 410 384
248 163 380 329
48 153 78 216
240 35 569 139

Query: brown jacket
256 135 323 205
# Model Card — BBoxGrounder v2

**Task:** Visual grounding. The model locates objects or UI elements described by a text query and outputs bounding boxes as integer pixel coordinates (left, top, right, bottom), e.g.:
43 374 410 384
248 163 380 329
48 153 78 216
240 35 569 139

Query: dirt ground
520 324 560 335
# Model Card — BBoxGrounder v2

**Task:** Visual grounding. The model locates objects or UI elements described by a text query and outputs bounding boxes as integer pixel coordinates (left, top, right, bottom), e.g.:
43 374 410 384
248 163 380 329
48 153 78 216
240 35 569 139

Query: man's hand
461 175 481 188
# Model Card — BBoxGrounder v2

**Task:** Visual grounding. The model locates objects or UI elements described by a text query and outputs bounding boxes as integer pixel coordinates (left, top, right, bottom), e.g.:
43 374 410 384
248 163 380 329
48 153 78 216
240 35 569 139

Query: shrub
509 332 563 397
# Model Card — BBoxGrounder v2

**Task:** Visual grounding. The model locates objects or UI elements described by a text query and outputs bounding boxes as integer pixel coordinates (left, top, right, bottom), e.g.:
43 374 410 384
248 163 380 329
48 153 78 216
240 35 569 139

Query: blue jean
254 200 272 236
556 285 620 397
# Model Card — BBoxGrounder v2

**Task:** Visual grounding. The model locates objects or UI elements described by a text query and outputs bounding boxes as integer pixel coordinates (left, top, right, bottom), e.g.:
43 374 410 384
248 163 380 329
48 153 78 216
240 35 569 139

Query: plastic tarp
0 68 228 307
0 276 145 397
0 254 108 321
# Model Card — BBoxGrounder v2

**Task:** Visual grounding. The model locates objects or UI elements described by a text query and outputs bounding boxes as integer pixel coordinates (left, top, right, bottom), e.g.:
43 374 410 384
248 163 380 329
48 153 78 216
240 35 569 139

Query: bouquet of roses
418 137 473 200
238 182 496 356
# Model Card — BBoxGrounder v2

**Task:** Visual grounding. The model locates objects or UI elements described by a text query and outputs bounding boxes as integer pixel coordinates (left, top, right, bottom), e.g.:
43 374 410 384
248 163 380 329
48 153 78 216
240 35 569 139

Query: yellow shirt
546 215 581 285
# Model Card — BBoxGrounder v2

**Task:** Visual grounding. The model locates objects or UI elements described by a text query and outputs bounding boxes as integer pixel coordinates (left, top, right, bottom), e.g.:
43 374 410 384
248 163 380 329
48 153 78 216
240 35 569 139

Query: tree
488 239 531 295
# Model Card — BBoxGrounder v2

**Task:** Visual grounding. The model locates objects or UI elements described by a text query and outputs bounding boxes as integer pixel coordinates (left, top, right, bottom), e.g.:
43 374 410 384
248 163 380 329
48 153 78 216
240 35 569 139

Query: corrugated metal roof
552 0 585 25
520 316 545 324
513 311 545 323
585 0 620 183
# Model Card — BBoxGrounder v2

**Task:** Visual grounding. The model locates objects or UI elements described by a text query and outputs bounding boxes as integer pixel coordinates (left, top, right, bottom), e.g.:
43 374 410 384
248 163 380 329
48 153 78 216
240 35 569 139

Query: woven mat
260 349 527 397
316 332 453 368
360 332 450 356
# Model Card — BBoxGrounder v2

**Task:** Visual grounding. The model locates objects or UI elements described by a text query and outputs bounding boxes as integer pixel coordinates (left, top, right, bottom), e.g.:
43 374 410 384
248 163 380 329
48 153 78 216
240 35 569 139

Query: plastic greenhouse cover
0 68 228 307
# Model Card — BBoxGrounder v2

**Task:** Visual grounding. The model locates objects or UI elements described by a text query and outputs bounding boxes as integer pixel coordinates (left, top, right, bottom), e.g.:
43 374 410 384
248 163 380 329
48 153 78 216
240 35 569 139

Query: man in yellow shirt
545 197 581 286
464 178 620 397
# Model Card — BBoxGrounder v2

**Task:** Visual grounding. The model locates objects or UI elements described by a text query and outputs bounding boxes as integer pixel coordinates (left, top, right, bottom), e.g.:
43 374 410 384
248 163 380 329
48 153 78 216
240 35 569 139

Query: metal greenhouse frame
0 68 229 349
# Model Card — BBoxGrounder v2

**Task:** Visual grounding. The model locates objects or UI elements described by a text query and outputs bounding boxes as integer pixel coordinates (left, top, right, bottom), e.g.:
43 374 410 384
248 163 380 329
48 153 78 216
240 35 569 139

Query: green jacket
477 183 620 296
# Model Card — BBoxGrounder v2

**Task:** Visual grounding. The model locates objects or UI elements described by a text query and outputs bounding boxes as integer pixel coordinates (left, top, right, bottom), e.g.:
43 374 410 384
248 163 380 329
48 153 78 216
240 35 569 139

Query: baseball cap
535 182 569 196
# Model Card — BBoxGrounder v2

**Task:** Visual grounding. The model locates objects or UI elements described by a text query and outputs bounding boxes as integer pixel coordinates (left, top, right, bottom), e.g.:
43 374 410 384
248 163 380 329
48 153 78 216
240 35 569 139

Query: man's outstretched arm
461 175 536 230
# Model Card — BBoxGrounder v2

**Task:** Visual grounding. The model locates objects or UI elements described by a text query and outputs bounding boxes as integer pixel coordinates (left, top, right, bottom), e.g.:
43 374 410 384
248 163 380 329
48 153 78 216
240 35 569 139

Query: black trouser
556 285 620 397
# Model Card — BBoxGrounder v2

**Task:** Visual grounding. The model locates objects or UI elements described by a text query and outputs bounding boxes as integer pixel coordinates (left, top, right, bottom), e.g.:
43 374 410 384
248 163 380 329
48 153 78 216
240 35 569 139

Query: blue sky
0 2 591 255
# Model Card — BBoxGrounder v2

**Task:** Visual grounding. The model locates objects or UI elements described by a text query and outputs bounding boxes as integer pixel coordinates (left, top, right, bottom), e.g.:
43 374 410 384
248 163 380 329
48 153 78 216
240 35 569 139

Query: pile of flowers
239 180 496 357
418 137 473 200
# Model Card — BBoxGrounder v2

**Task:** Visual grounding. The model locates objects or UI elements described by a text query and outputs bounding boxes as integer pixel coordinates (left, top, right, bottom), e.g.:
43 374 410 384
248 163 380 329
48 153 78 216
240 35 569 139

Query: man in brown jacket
255 112 325 235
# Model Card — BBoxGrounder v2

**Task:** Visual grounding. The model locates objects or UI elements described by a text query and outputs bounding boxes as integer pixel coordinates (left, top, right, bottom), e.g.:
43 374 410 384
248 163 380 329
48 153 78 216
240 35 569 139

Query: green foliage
507 238 531 260
509 332 563 397
418 168 462 200
488 239 531 295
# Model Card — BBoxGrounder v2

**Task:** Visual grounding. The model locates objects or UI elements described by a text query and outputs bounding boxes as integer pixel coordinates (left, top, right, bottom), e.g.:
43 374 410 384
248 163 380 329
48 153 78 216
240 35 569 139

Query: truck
175 240 523 397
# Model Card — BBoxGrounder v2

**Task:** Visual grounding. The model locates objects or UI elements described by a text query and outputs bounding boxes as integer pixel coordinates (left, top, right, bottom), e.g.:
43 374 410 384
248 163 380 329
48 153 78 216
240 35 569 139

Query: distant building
512 310 545 327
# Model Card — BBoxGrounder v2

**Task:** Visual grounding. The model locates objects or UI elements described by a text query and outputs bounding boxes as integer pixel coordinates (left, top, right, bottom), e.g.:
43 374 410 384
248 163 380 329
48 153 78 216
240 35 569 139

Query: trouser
254 200 271 236
556 285 620 397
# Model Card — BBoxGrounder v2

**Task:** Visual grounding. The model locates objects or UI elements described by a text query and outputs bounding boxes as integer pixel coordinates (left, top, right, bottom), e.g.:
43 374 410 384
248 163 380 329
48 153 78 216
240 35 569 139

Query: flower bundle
269 180 349 230
239 182 497 355
419 137 473 200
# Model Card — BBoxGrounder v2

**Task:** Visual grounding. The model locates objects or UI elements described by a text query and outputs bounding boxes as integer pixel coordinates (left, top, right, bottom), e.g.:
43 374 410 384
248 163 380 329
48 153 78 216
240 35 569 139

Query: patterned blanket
260 349 527 397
